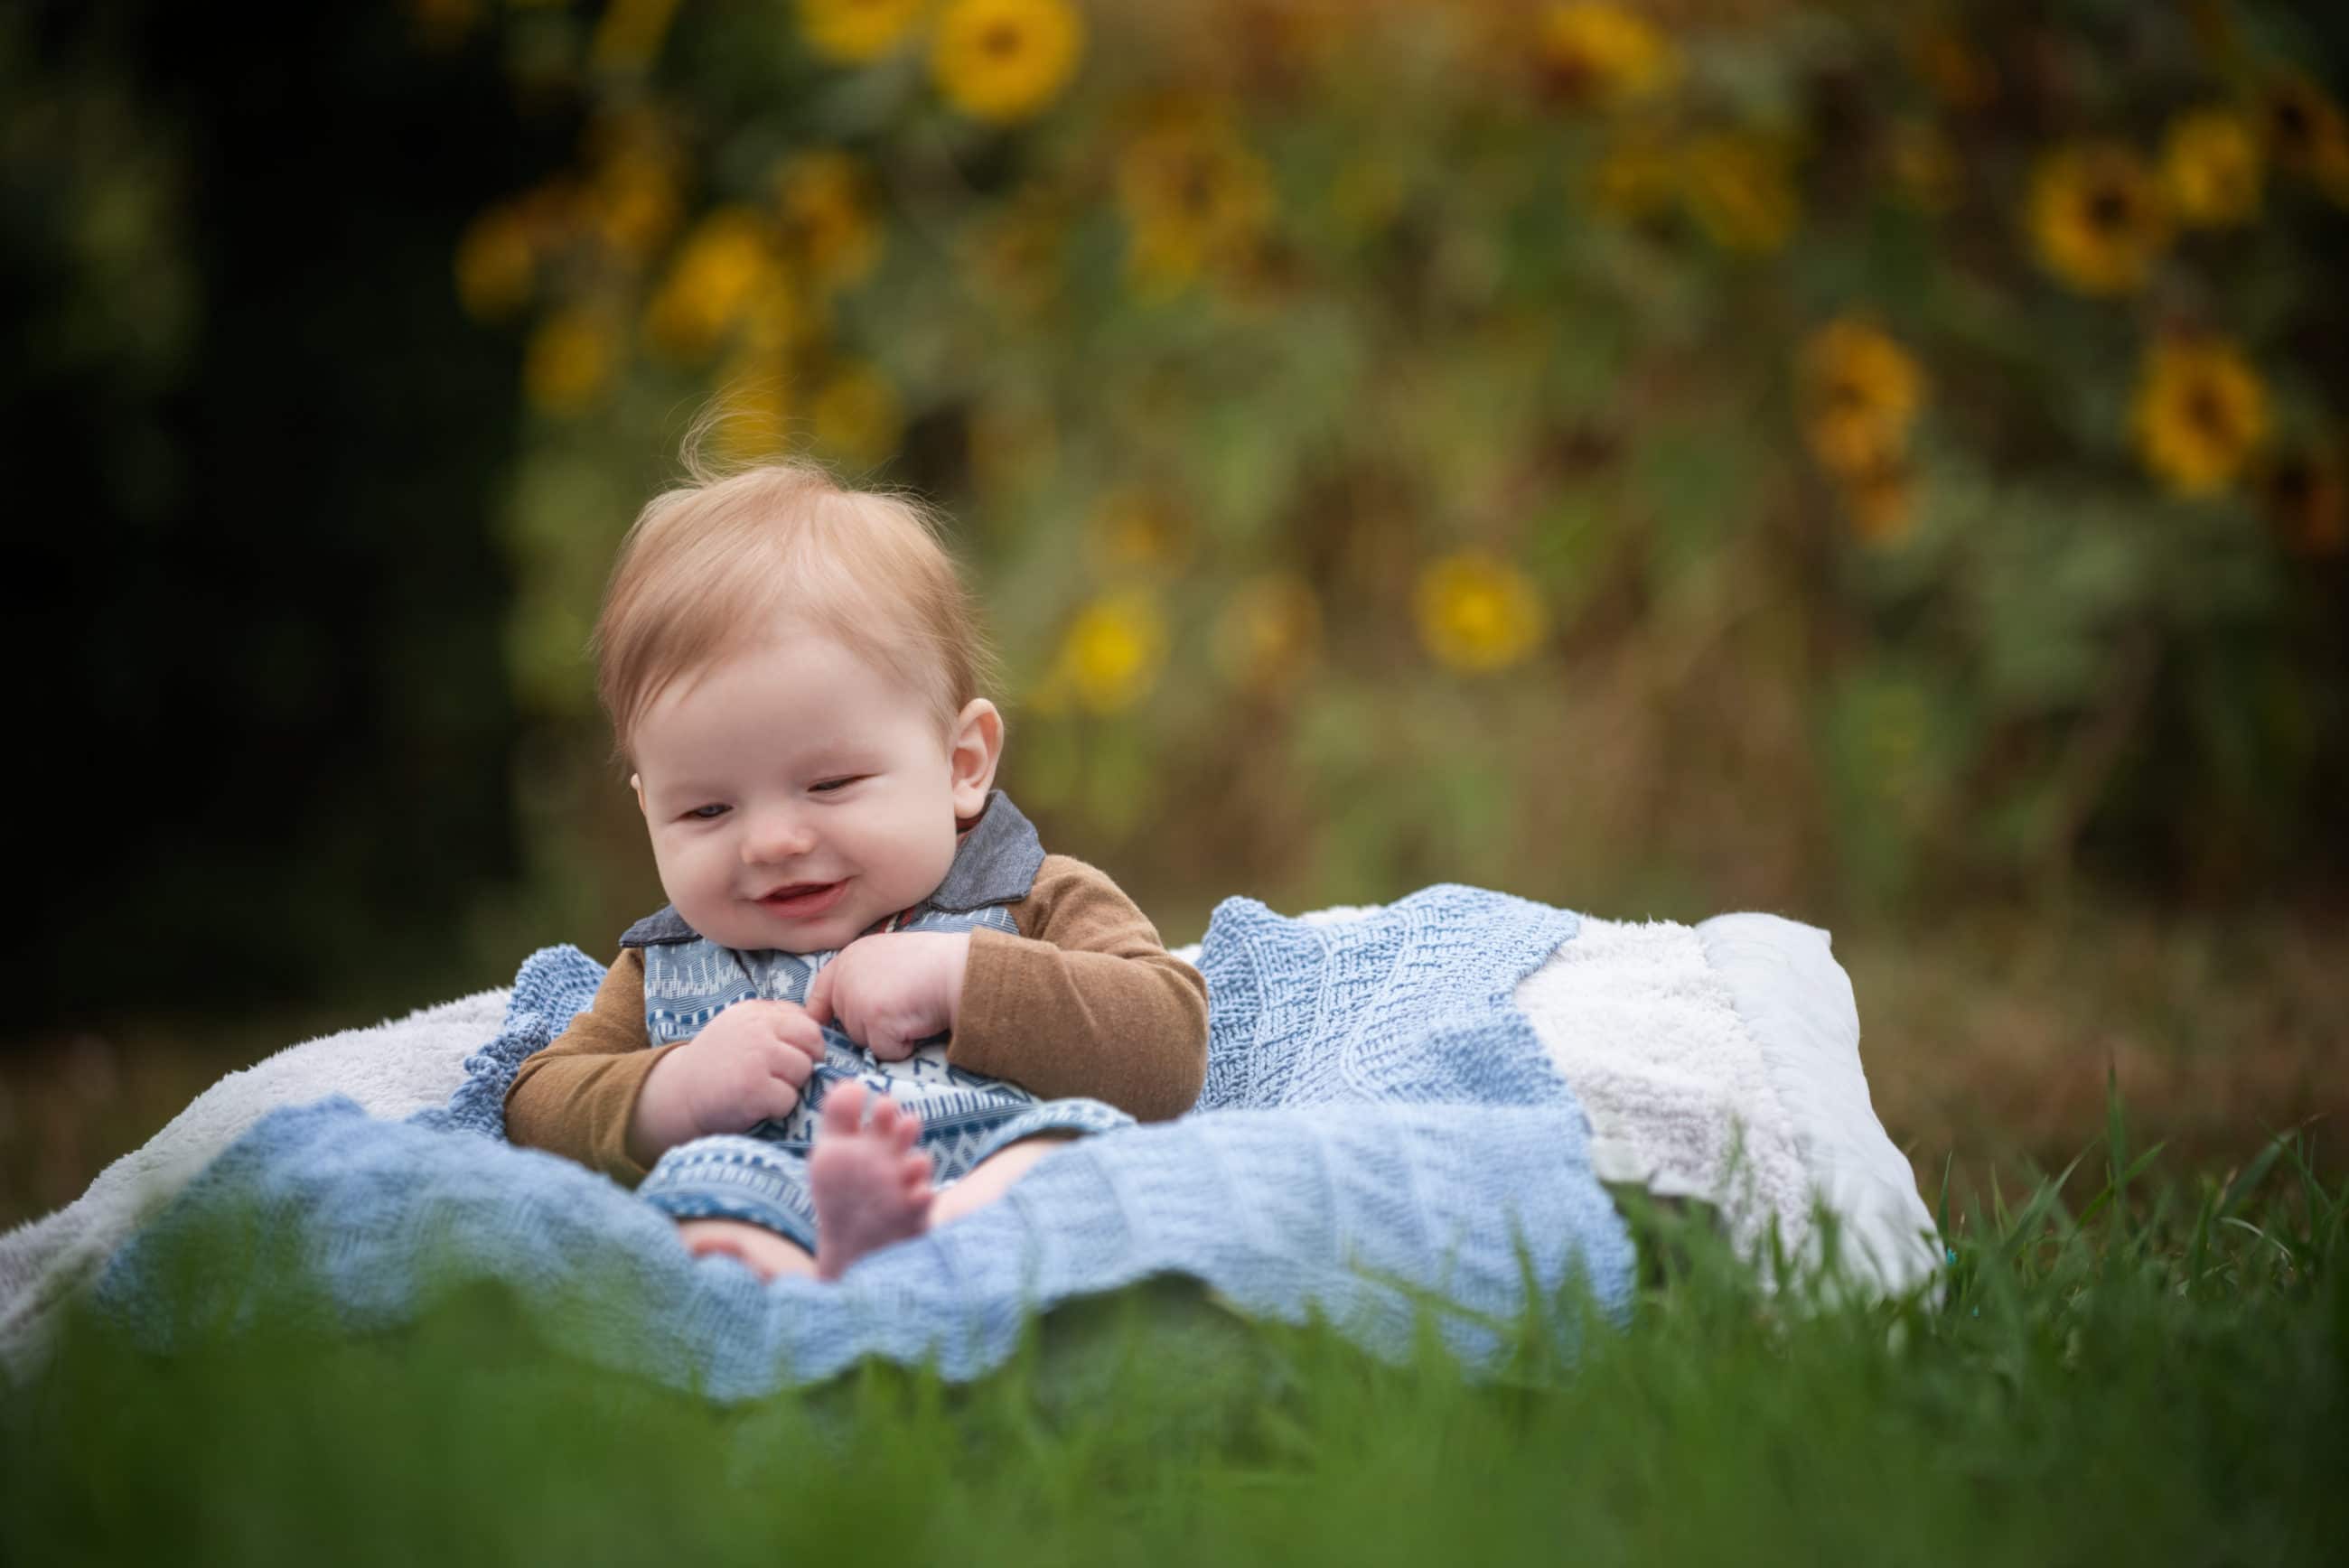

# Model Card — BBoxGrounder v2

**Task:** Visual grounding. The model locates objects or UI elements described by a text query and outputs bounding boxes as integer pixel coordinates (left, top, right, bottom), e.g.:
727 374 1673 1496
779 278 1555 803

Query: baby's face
630 632 987 952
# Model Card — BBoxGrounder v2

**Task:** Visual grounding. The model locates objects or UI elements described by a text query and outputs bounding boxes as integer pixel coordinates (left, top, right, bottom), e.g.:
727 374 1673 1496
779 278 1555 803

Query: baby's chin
699 897 881 954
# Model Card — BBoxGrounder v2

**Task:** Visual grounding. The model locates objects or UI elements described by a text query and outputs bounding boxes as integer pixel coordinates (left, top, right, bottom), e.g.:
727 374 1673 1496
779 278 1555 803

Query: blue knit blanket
95 886 1633 1398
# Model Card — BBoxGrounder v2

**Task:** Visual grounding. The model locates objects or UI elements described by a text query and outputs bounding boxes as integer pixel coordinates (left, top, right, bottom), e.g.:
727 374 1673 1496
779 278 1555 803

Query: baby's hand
804 931 971 1062
627 1000 824 1166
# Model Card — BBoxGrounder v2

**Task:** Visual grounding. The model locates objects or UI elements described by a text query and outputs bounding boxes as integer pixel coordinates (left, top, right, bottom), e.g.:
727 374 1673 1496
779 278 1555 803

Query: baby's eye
810 776 864 794
685 804 728 821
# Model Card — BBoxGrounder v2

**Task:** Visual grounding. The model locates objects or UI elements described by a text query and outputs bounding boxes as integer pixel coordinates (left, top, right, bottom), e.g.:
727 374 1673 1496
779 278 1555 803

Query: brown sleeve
502 947 680 1186
948 854 1209 1122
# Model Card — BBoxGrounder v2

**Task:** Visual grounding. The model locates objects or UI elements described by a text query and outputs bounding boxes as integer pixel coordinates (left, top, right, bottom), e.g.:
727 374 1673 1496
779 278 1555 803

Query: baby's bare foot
810 1080 934 1279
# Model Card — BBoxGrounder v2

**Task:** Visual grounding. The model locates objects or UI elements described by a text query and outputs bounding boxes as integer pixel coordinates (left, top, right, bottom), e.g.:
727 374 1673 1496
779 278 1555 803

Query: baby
506 456 1209 1281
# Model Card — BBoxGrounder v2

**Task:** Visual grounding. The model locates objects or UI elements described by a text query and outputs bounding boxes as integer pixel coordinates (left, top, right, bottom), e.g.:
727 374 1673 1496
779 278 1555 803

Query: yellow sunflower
2162 108 2262 228
2259 72 2349 204
579 110 685 263
1839 459 1917 546
797 0 926 64
1800 318 1926 478
735 276 807 357
1115 112 1276 294
588 147 684 263
1679 132 1801 254
2026 141 2171 295
810 360 904 468
643 208 782 361
1053 589 1167 714
1414 552 1548 675
776 151 884 294
931 0 1084 124
1213 574 1322 694
454 204 534 322
2131 338 2269 496
1532 3 1678 109
523 307 617 416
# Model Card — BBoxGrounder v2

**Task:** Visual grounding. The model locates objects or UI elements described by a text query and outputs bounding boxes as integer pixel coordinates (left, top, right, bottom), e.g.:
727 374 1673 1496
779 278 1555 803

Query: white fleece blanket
0 907 1935 1377
1521 912 1937 1290
0 989 507 1377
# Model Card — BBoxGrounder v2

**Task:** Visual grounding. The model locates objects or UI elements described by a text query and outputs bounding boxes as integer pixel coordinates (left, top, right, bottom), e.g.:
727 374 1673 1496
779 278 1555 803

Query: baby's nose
739 807 816 862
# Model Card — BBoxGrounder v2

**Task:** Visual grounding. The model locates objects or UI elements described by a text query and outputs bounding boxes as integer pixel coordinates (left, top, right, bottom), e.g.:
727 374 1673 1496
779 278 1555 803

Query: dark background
7 0 568 1025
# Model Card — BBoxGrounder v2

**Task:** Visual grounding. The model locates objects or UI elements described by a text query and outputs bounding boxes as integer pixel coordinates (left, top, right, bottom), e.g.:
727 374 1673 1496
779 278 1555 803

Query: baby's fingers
767 1008 826 1059
804 960 838 1025
753 1073 804 1125
863 1017 917 1062
760 1038 816 1087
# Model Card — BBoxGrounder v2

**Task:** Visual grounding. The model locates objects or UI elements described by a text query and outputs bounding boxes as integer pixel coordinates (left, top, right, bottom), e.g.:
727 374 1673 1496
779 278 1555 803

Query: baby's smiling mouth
757 879 848 912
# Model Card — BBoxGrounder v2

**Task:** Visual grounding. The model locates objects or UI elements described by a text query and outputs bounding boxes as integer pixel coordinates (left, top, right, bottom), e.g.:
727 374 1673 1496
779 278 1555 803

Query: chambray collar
617 790 1046 949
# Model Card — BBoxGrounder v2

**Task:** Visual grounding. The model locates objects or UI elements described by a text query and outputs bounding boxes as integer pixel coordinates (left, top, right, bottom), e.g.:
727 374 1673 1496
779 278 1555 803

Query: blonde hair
593 443 997 767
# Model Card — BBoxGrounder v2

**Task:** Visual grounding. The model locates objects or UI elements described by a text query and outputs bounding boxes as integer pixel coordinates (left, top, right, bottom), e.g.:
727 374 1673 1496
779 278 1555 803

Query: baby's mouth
758 879 847 914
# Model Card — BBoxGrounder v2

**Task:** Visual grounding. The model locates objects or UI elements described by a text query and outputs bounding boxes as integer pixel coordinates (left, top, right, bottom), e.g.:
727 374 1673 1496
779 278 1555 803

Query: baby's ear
949 699 1005 817
630 772 647 815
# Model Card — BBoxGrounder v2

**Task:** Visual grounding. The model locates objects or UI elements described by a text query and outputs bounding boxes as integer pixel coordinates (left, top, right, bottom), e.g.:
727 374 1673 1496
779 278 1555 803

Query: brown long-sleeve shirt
504 853 1209 1185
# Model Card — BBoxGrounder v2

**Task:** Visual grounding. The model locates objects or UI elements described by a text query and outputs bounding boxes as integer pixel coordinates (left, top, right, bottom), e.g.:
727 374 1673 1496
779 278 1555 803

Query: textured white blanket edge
0 988 507 1377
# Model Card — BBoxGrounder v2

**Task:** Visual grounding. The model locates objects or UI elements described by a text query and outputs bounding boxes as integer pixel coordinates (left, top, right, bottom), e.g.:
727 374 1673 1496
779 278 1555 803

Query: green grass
5 1116 2342 1567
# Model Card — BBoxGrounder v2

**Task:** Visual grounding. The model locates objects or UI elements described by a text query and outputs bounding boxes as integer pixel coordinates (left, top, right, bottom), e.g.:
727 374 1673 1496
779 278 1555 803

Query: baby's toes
819 1078 868 1136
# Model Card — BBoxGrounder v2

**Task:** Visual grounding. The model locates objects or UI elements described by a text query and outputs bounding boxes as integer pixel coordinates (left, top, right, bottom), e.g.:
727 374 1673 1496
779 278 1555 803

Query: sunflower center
1178 161 1215 213
980 21 1025 58
2271 98 2312 153
2184 385 2232 439
2086 185 2133 232
1538 53 1598 103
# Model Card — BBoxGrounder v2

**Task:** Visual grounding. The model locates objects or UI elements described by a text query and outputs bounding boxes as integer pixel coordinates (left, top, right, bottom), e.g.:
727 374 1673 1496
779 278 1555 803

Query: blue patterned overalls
632 792 1132 1252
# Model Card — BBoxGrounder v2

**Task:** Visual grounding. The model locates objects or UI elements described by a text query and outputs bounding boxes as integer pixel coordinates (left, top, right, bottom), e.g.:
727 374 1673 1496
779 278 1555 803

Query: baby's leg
677 1218 818 1280
926 1134 1078 1226
639 1131 824 1281
929 1097 1133 1226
